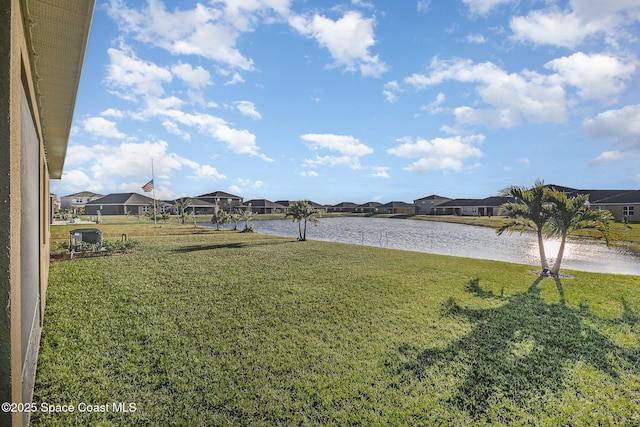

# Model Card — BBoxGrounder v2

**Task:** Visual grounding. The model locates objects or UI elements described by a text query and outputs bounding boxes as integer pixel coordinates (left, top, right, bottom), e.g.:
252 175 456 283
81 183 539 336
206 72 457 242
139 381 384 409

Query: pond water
208 217 640 276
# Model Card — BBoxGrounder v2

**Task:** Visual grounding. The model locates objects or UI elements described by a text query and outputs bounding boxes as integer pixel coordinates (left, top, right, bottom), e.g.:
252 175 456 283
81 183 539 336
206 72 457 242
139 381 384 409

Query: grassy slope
33 224 640 426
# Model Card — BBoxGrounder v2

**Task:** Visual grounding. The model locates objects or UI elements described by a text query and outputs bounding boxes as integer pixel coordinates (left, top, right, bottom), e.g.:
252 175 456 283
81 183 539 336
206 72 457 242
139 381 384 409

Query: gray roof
63 191 103 198
197 191 242 199
438 196 512 207
379 201 415 208
355 201 382 208
414 194 451 201
86 193 155 206
244 199 286 208
590 190 640 204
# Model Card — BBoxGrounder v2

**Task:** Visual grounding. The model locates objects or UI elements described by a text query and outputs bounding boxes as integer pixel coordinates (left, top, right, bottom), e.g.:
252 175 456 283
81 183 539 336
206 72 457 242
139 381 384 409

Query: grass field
32 222 640 426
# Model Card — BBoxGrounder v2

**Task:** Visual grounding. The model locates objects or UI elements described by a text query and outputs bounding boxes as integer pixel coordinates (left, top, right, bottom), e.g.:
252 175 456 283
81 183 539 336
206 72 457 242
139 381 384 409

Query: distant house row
56 185 640 223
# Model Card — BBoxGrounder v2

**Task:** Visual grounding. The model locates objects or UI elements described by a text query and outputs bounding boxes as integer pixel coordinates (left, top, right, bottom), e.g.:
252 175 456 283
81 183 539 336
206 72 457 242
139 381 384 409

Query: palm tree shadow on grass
397 277 639 417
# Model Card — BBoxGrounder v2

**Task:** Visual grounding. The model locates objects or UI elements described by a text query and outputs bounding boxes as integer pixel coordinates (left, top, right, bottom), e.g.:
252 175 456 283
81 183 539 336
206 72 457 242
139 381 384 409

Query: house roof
277 200 326 208
86 193 155 206
25 0 95 178
438 196 512 207
355 201 382 208
576 189 632 202
62 191 103 198
379 201 415 208
244 199 286 208
332 202 357 208
197 191 242 199
590 190 640 204
414 194 451 202
169 197 216 207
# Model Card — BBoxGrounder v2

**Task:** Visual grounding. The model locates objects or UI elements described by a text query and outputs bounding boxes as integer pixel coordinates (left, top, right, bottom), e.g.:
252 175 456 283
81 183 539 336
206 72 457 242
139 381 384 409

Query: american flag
142 179 154 192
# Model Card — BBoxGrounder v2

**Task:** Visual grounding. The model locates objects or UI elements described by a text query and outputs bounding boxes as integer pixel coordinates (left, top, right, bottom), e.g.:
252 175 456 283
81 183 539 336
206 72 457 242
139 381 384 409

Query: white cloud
64 144 96 165
589 150 629 165
60 139 229 197
58 169 102 193
171 63 212 89
387 134 484 172
509 1 640 48
416 0 431 13
370 166 390 178
82 117 126 139
544 52 636 101
300 170 319 177
301 133 373 170
420 92 446 113
463 0 514 16
191 164 226 180
584 104 640 165
106 0 255 71
301 133 373 157
405 57 567 127
289 10 387 77
383 80 401 103
162 120 191 140
583 104 640 148
235 100 262 119
465 33 487 44
106 46 173 99
101 108 125 118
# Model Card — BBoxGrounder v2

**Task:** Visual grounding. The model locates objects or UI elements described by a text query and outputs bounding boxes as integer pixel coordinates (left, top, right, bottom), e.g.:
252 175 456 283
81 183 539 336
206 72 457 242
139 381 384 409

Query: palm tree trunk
550 233 567 276
537 231 550 273
302 218 307 240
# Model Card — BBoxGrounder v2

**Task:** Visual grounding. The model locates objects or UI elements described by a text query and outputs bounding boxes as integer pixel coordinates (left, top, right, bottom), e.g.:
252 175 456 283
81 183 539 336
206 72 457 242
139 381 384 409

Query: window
623 206 634 216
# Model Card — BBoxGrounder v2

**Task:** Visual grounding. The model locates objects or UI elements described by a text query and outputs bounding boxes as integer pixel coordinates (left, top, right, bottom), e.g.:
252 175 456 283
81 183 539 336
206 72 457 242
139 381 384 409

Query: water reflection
211 217 639 275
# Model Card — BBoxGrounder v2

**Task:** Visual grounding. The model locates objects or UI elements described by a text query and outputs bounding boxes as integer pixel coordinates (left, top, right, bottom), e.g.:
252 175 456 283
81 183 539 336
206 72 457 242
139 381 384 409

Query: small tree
239 205 255 231
496 180 554 273
174 197 192 225
546 190 613 276
211 208 230 230
285 200 321 241
229 211 241 230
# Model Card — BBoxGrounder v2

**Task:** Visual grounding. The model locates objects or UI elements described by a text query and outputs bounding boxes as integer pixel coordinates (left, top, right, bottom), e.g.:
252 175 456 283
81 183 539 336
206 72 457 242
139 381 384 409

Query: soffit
23 0 95 178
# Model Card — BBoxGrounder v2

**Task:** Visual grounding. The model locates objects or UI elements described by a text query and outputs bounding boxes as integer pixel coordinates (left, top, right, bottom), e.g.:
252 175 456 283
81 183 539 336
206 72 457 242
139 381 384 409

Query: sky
52 0 640 205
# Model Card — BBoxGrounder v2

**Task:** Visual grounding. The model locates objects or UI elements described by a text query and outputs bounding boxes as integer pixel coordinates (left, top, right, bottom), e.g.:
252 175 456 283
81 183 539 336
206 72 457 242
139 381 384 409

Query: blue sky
52 0 640 205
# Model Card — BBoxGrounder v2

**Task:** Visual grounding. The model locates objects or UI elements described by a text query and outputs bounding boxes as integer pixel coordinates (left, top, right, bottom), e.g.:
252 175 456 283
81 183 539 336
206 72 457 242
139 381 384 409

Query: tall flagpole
152 159 157 226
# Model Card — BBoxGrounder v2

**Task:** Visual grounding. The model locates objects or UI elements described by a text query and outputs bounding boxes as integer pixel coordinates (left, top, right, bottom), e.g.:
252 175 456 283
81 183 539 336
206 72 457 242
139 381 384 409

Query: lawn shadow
173 239 294 253
397 277 639 417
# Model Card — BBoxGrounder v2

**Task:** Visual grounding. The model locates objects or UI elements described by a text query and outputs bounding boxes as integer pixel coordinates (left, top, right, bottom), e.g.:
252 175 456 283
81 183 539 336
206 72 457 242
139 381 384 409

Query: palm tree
211 208 230 230
229 211 240 230
239 204 254 231
496 180 554 273
285 200 321 241
174 197 192 224
545 190 613 276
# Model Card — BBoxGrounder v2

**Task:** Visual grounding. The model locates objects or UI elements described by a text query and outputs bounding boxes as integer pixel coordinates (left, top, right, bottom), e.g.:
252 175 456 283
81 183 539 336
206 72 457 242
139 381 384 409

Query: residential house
60 191 104 211
84 193 164 216
243 199 287 214
544 185 637 222
378 201 417 215
328 202 358 213
276 200 328 213
590 190 640 222
354 201 382 214
435 196 512 216
169 197 217 215
197 191 243 211
1 2 94 425
413 194 452 214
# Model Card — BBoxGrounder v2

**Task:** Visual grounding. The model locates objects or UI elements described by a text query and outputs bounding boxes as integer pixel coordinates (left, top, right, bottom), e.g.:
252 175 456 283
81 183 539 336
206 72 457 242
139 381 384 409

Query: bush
103 239 140 253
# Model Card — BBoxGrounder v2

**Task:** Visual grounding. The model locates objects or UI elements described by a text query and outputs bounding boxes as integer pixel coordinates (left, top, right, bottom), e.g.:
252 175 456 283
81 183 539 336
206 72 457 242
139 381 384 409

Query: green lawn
33 225 640 426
